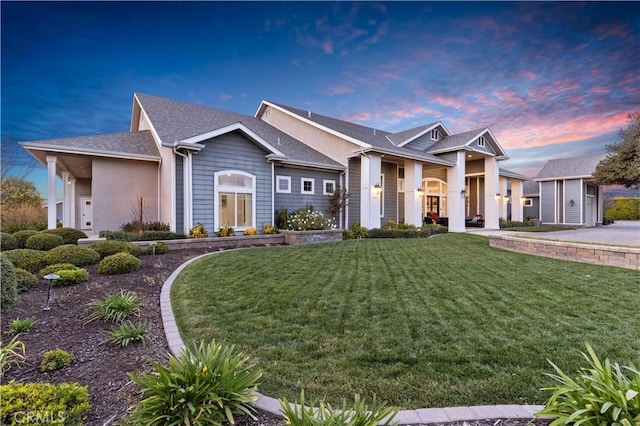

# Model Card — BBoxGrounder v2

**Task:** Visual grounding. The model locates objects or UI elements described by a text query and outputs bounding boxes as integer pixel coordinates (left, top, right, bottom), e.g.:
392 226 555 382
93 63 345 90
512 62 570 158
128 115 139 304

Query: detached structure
21 93 526 235
533 155 605 226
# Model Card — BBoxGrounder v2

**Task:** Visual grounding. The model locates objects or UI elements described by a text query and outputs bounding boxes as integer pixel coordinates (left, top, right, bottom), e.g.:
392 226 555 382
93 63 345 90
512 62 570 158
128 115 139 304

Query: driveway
469 220 640 246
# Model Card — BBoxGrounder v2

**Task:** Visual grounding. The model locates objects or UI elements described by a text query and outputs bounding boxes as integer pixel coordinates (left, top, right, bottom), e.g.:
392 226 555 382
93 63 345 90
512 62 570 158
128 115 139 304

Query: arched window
422 178 448 217
214 171 255 231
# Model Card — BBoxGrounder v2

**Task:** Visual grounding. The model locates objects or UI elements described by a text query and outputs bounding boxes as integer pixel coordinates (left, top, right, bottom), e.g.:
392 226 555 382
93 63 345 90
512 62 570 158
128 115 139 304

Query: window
478 136 486 147
276 175 291 193
301 178 314 194
430 129 439 141
214 171 255 231
397 178 405 193
524 198 533 207
323 180 336 195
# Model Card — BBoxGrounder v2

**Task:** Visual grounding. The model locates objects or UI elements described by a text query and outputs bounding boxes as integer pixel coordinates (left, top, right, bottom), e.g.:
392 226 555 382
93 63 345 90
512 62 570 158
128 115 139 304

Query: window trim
301 178 315 194
524 198 533 207
214 170 256 231
275 175 291 194
323 179 336 196
478 136 486 147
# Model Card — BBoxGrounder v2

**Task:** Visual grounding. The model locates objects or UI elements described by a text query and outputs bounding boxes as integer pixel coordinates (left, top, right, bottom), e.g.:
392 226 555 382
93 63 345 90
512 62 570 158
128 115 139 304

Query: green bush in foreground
146 241 169 255
40 349 74 372
89 240 140 258
54 269 89 287
1 381 90 426
84 291 141 323
14 268 37 293
99 230 187 241
539 343 640 426
9 318 36 335
25 233 64 251
11 229 38 248
1 232 18 251
2 249 47 273
1 255 17 312
97 252 141 275
128 340 262 425
45 244 100 267
280 391 399 426
106 321 148 347
40 227 88 244
40 263 78 277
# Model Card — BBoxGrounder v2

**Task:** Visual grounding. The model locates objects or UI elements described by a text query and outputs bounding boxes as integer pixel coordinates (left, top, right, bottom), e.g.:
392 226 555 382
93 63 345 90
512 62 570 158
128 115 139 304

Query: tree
593 112 640 188
1 177 42 209
1 134 39 182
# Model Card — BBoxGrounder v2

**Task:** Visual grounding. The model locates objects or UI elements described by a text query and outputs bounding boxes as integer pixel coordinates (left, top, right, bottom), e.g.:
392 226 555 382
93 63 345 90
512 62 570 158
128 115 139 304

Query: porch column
511 179 523 222
499 176 508 219
46 155 57 229
404 160 423 227
446 151 466 232
360 153 382 229
484 157 500 229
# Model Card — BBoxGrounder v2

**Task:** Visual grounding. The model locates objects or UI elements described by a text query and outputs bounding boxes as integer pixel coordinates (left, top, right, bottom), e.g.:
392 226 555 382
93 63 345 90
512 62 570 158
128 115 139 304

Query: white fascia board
178 123 285 157
353 147 455 167
478 128 508 158
258 101 371 149
20 143 161 162
173 142 205 151
534 175 594 182
270 158 346 171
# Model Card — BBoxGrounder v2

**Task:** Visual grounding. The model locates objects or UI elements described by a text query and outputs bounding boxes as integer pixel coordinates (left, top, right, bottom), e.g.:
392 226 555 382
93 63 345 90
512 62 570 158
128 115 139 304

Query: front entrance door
80 198 92 229
426 196 440 216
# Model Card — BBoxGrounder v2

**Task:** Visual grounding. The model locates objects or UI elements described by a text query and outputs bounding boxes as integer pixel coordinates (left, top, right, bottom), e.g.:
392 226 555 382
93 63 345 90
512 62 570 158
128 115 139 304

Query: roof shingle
534 155 605 180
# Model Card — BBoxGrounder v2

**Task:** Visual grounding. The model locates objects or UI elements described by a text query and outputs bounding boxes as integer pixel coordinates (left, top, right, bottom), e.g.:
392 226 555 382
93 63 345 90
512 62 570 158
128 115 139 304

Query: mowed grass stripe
171 234 640 408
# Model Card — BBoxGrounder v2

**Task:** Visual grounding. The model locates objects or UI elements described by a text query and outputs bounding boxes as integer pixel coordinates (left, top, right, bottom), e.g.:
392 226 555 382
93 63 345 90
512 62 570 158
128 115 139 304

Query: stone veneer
277 229 343 245
79 234 285 250
489 235 640 270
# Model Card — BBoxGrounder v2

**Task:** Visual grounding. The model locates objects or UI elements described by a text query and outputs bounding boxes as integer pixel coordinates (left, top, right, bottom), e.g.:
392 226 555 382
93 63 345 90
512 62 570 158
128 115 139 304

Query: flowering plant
286 208 335 231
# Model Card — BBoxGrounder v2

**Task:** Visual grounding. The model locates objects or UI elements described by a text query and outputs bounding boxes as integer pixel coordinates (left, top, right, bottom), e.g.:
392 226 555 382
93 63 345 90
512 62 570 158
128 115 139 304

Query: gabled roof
20 131 161 162
134 93 343 170
534 155 605 181
499 168 528 181
386 122 448 146
428 128 508 158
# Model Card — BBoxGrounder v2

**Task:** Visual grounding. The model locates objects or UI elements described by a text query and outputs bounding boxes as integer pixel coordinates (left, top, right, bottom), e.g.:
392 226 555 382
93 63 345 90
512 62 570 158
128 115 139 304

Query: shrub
14 268 37 293
262 224 277 234
106 321 148 347
97 252 141 275
0 204 47 234
367 225 447 239
343 223 368 240
40 263 78 277
0 335 25 375
189 222 209 238
99 230 187 241
54 269 89 287
499 218 534 229
243 227 258 236
602 216 615 225
217 225 235 237
121 220 171 233
25 233 64 251
146 241 169 255
11 229 38 248
9 318 36 335
287 208 335 231
2 248 48 273
279 391 399 426
539 343 640 426
127 340 262 425
605 197 640 220
1 255 17 312
40 349 74 372
0 381 90 425
1 232 18 251
275 207 289 229
88 240 140 258
84 291 141 323
45 244 100 267
40 227 87 244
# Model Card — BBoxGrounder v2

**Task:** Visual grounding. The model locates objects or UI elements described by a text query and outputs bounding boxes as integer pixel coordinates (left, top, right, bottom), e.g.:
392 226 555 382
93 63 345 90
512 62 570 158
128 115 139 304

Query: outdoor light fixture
417 187 424 194
460 189 466 197
373 183 382 196
504 196 510 203
495 193 502 200
569 199 575 207
43 273 60 311
520 196 526 203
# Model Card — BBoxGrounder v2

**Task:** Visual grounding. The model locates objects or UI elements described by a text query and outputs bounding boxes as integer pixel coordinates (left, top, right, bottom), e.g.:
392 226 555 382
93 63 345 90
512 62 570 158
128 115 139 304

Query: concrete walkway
468 220 640 247
160 252 546 425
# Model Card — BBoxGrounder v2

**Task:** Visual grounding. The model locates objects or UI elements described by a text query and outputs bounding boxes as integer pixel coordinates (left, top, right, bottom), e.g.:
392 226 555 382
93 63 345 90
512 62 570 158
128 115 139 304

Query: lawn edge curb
160 249 548 425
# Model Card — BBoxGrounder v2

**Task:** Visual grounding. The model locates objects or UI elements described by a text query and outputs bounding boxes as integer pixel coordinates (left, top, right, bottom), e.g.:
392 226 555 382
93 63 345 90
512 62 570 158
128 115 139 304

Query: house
522 179 540 220
21 93 526 235
533 155 605 226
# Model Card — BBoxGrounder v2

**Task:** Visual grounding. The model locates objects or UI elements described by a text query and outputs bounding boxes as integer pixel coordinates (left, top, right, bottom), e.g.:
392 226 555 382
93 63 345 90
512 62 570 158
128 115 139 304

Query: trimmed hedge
0 381 90 426
12 229 38 248
14 268 37 293
367 225 447 239
25 233 65 251
146 241 169 255
45 245 100 267
55 269 89 287
97 252 141 275
1 255 17 312
40 263 78 277
40 227 88 244
1 232 18 251
99 230 187 241
2 249 48 273
88 240 141 258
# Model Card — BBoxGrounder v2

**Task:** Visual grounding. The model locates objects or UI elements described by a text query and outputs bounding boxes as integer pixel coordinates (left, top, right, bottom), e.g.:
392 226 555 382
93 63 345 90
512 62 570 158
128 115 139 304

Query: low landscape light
43 273 60 311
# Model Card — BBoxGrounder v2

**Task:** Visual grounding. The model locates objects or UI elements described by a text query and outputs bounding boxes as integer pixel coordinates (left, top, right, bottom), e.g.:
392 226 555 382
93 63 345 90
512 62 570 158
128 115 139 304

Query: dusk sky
2 1 639 196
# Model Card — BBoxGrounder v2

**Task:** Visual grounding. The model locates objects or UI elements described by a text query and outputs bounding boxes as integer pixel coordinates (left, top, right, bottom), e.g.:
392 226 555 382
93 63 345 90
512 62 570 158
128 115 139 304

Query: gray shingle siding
273 167 341 219
381 162 398 224
564 179 582 224
403 133 438 151
348 157 361 227
540 181 556 223
191 131 272 233
524 197 539 220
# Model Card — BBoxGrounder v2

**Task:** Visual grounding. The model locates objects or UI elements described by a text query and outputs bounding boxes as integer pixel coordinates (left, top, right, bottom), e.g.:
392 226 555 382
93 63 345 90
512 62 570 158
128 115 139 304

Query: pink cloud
595 23 631 41
381 72 400 80
328 85 355 95
218 94 232 102
517 71 539 81
590 87 610 95
322 40 334 54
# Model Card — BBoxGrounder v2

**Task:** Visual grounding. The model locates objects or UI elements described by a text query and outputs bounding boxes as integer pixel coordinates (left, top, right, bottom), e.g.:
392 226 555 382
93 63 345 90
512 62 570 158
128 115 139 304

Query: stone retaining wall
489 235 640 270
79 234 285 250
278 229 343 245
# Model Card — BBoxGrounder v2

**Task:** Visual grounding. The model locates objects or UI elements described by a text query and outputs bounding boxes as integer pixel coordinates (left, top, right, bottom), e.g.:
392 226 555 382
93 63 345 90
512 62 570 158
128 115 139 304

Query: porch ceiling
28 150 93 180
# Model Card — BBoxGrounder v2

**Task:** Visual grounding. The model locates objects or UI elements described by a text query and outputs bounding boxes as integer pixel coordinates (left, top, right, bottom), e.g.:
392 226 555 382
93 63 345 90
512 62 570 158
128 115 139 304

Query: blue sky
2 1 639 196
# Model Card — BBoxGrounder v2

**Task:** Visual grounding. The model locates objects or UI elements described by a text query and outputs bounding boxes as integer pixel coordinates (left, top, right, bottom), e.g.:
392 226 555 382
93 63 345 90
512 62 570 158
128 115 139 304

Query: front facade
534 156 605 226
21 93 525 235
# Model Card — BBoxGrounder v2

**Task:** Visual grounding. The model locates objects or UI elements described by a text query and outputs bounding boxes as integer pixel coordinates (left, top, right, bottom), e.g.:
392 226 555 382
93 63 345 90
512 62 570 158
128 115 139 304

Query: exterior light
373 183 382 197
504 196 510 203
460 189 466 197
569 199 575 207
495 193 501 200
416 187 424 196
43 273 60 310
520 196 526 203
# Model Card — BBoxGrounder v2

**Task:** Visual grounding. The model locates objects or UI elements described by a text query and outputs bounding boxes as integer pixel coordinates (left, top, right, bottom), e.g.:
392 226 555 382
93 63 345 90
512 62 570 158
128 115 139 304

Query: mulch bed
1 247 551 426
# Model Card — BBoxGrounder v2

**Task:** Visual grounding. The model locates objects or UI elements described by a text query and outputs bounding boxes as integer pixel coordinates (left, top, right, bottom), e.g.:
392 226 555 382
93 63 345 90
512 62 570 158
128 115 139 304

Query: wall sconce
504 196 510 203
67 176 71 185
373 183 382 197
460 189 466 198
495 193 502 201
416 187 424 197
520 196 526 203
569 199 575 207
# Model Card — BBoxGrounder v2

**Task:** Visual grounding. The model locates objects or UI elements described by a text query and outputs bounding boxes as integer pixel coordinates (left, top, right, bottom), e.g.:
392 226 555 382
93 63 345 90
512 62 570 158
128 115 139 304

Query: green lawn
171 234 640 409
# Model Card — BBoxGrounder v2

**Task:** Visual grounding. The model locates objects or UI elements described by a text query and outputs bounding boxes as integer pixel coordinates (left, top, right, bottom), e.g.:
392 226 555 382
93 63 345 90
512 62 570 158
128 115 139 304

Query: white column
61 171 70 227
484 157 500 229
360 153 382 229
404 160 423 227
46 155 57 229
69 177 76 229
446 151 466 232
499 176 508 219
511 179 523 222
